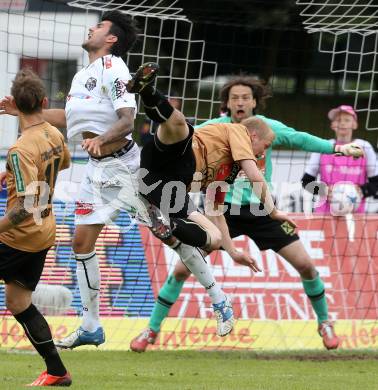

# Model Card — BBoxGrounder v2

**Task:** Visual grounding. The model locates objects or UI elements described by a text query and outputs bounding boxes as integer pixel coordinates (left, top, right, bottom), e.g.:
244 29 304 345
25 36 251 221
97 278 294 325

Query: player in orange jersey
0 69 71 386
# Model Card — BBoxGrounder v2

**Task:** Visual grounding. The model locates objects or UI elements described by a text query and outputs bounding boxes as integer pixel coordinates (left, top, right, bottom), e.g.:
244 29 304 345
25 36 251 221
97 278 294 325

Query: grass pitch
1 349 377 389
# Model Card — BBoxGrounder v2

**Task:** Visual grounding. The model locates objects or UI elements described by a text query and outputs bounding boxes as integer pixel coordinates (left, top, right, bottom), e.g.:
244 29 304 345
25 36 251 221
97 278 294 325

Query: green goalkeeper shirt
195 115 334 206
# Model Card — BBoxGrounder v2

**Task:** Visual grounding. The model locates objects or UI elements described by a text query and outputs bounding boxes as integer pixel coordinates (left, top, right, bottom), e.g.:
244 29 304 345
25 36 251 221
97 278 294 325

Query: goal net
0 0 377 352
296 0 378 130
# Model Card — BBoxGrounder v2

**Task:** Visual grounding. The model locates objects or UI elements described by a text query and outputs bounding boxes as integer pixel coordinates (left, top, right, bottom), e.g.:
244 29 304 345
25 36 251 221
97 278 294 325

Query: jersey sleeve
103 57 137 112
7 147 38 197
305 152 321 177
260 115 335 154
227 124 257 162
362 141 378 178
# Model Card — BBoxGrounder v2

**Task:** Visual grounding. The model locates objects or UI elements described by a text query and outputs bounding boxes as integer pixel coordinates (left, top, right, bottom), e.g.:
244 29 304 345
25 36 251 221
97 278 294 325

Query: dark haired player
1 11 142 349
0 69 71 386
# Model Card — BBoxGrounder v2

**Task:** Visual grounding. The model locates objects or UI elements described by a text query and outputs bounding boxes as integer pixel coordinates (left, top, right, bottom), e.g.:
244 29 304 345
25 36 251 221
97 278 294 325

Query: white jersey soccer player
66 54 144 224
38 11 146 349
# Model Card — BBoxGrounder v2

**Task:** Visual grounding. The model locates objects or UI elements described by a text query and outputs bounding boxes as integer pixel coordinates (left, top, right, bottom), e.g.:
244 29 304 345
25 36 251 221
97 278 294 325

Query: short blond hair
241 116 275 141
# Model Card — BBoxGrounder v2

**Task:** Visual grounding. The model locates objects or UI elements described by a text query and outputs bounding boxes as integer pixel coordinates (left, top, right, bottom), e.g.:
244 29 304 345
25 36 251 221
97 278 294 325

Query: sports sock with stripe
302 273 328 324
149 274 185 333
75 251 101 332
14 304 66 376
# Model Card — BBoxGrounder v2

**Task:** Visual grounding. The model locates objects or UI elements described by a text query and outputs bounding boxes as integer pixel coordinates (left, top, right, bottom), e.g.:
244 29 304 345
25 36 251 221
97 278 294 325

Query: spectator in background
302 105 378 213
138 96 182 147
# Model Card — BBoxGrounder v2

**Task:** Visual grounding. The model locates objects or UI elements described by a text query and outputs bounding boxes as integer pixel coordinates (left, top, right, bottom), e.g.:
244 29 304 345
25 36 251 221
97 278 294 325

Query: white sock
75 251 101 332
171 242 225 305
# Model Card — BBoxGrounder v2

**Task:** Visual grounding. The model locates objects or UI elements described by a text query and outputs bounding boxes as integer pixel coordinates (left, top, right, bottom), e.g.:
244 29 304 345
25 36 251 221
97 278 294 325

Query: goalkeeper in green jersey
130 75 364 352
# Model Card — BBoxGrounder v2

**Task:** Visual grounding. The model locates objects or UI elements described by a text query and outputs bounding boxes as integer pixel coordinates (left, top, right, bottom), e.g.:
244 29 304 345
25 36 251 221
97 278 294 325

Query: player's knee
173 267 191 281
167 109 186 128
72 236 94 254
207 229 222 251
159 112 189 141
6 295 25 314
173 261 191 282
296 262 317 279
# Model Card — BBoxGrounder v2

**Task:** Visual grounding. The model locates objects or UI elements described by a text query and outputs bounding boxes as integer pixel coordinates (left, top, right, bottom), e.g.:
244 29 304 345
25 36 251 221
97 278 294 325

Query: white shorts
75 143 149 225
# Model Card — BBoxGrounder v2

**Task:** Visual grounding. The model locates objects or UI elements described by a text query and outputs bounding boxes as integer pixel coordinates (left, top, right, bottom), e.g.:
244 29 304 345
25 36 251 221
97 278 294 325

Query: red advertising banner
141 214 378 321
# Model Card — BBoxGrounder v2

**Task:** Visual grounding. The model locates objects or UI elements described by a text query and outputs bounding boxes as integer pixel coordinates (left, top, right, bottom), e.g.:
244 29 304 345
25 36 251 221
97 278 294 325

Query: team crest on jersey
85 77 97 91
111 78 127 100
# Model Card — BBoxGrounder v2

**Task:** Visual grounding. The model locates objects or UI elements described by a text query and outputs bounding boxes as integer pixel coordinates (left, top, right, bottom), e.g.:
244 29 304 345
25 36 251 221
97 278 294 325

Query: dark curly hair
219 75 272 115
11 69 46 114
102 11 139 56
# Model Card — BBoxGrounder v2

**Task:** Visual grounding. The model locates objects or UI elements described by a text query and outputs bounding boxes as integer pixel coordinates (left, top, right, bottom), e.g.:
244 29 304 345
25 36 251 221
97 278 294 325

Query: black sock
140 86 174 123
170 218 209 248
14 304 66 376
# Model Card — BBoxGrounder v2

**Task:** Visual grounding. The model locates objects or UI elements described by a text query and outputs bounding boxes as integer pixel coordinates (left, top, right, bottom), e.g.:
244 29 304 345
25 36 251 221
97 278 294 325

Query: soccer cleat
130 328 158 352
147 203 172 240
27 371 72 387
318 321 339 350
126 62 159 93
55 326 105 349
212 296 234 337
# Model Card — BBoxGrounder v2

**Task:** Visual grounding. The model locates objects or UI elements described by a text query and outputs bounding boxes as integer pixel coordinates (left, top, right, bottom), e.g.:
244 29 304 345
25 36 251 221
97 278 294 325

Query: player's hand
0 96 19 116
230 250 262 272
82 137 103 157
334 143 364 158
269 209 297 229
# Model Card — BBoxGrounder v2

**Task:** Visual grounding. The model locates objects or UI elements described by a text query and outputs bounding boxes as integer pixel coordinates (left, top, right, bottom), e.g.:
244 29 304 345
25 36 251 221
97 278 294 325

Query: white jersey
66 55 137 140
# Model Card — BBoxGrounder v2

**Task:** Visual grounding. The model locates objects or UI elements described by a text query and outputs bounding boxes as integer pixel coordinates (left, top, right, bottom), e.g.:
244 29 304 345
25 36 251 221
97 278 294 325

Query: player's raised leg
127 62 189 145
144 228 234 339
56 224 105 349
129 63 234 337
278 241 339 349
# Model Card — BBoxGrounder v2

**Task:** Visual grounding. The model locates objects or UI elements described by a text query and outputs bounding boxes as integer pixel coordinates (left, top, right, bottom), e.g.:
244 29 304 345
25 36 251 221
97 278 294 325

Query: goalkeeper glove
334 143 364 158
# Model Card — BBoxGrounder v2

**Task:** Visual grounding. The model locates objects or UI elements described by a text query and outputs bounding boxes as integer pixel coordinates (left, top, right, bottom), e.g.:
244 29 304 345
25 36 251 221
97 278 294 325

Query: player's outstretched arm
42 108 66 128
97 107 135 144
239 159 297 228
0 95 19 116
207 213 261 272
1 95 67 128
266 117 363 157
82 107 135 156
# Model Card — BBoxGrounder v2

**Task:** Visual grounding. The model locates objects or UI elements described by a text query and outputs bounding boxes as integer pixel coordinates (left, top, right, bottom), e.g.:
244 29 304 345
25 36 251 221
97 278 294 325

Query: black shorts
0 242 49 291
140 123 196 218
224 204 299 252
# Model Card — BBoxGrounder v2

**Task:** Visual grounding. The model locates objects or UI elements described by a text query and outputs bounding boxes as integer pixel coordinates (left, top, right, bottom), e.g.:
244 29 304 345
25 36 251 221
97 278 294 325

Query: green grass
1 350 378 389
